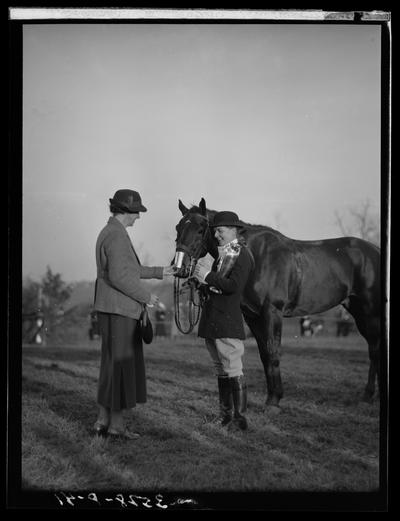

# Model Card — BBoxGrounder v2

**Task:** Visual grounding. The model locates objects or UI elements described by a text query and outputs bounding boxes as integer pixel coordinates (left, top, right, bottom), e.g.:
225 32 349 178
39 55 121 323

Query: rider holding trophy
192 211 254 431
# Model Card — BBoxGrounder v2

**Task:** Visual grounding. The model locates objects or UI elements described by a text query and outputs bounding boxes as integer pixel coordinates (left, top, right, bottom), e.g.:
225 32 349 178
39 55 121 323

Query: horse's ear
199 198 207 216
178 199 189 215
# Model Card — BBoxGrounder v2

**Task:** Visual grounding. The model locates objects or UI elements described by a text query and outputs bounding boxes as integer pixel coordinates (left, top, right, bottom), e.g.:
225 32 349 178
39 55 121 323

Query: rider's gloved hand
193 264 210 284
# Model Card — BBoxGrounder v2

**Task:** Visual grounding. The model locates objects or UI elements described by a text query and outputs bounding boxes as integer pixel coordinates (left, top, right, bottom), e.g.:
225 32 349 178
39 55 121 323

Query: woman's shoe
107 427 141 441
93 421 109 437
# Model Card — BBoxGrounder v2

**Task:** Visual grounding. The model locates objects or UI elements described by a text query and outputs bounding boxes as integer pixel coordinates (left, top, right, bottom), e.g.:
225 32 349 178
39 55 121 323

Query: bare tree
334 199 380 246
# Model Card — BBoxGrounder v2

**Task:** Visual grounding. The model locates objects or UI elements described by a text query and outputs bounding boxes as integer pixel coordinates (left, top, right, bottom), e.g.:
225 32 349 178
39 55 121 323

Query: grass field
19 332 385 509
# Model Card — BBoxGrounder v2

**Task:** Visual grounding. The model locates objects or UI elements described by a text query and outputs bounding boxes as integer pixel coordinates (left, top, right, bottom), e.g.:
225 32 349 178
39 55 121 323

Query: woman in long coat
94 189 174 440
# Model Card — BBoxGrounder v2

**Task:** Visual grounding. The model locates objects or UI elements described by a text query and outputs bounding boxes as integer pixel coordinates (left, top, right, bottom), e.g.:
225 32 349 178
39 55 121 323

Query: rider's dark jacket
197 245 253 339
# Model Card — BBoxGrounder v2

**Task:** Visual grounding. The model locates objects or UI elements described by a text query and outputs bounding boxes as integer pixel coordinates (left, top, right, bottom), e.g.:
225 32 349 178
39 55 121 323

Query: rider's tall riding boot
217 376 233 426
230 375 248 431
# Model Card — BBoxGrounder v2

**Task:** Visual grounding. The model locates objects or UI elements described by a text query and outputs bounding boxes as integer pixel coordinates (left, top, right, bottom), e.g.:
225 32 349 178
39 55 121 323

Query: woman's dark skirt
97 312 146 411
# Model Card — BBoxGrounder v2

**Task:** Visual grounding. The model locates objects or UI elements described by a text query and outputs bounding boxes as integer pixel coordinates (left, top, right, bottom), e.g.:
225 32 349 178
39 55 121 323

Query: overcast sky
22 23 382 282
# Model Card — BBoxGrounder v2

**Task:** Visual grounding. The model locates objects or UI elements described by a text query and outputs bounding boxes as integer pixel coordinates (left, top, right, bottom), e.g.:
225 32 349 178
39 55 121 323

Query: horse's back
244 231 380 317
294 236 380 312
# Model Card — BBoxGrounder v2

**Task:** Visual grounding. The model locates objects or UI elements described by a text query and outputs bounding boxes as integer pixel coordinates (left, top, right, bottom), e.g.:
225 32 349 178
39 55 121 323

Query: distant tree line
22 266 87 344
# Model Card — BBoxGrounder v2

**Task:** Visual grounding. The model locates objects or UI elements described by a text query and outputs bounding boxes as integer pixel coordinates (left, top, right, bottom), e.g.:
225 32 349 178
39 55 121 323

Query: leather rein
173 214 211 334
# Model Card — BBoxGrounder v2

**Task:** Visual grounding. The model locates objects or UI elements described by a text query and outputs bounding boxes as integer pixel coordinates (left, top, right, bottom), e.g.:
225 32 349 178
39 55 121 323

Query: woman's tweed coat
94 216 163 410
94 217 163 318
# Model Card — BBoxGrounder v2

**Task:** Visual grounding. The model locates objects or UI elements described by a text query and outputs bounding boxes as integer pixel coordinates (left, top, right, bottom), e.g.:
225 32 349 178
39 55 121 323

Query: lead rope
173 216 211 334
174 257 204 334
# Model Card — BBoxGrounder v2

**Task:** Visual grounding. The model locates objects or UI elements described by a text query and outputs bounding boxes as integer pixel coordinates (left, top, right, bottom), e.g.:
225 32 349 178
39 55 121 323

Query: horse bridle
174 213 211 334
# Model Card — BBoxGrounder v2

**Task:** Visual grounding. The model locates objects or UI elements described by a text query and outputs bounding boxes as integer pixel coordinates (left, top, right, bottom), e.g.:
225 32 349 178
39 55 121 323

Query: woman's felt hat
109 189 147 213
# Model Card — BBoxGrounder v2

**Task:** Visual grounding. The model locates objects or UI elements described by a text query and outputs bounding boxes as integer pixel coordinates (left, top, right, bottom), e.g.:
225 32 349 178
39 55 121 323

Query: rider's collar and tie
217 238 239 259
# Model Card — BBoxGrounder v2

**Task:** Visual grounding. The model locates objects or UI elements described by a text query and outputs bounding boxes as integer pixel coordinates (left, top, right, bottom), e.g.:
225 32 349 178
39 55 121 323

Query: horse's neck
206 235 218 259
205 209 218 258
206 209 218 223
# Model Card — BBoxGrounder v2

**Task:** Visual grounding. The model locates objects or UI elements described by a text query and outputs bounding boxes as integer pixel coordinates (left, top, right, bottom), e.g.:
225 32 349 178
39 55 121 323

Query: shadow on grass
27 421 139 490
23 345 100 363
22 377 261 491
23 343 377 417
21 357 381 493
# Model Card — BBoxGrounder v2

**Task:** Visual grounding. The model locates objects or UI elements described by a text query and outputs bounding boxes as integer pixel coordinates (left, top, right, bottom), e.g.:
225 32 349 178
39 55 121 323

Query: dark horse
173 198 381 409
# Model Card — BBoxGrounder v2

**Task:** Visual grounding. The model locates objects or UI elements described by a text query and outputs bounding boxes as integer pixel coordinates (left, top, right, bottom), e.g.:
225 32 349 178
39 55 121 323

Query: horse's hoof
362 394 374 404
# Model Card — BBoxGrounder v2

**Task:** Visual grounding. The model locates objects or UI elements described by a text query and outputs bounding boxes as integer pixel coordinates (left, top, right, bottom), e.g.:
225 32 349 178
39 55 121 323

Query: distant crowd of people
22 311 46 345
299 316 324 337
299 307 352 338
335 307 352 337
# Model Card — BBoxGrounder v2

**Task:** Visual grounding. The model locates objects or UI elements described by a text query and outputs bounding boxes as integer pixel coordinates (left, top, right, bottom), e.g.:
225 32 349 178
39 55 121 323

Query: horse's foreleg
264 306 283 407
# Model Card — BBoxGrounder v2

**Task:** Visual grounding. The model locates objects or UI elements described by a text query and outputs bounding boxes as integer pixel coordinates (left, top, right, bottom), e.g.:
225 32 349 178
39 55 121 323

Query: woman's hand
163 265 177 277
148 293 159 307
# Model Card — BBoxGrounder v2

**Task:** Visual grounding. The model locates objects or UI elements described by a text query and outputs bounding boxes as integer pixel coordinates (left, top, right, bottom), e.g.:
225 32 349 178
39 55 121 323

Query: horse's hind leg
364 342 380 403
244 306 283 409
347 297 380 402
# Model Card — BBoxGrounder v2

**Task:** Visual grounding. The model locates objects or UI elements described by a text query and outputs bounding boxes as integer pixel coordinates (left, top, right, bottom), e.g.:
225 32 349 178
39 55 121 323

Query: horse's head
173 198 212 278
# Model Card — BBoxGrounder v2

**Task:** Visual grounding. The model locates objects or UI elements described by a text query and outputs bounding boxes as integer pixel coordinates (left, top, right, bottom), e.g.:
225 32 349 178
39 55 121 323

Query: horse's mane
188 205 286 238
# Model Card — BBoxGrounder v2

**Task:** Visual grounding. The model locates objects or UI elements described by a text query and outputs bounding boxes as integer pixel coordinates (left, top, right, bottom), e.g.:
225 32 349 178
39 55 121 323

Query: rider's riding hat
210 211 245 228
